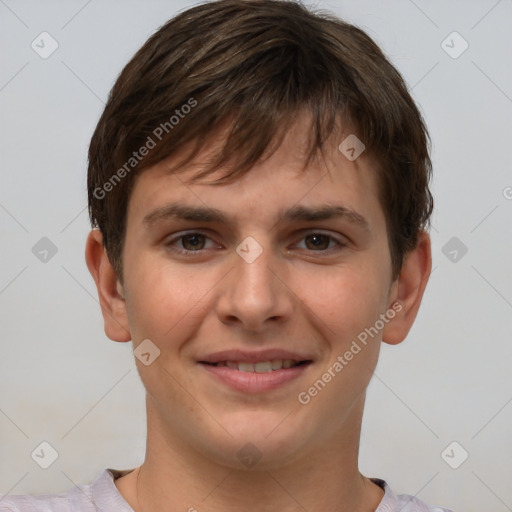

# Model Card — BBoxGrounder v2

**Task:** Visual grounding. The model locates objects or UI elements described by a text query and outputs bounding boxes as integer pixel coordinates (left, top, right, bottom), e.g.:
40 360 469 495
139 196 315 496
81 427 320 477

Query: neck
115 395 384 512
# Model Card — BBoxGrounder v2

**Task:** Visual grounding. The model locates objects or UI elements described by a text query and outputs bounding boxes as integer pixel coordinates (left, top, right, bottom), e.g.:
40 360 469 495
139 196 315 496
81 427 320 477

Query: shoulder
371 478 454 512
0 493 70 512
0 468 134 512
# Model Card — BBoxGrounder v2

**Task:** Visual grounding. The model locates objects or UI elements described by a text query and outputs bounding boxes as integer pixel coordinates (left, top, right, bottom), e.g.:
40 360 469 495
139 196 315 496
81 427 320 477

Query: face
113 116 401 469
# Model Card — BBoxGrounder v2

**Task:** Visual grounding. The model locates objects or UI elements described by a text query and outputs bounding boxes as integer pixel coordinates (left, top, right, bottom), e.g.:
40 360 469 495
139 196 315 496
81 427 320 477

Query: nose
216 238 294 332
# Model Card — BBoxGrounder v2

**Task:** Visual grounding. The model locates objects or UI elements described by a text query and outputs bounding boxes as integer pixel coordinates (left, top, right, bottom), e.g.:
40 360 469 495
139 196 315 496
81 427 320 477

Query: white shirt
0 468 453 512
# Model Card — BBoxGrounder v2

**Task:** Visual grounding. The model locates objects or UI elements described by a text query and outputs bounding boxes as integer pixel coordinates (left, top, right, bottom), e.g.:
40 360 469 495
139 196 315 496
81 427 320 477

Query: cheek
123 252 220 341
297 268 385 415
299 263 388 339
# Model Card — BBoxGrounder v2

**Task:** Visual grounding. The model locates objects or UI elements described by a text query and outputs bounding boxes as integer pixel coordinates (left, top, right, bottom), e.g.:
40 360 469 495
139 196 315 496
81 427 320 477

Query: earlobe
381 231 432 345
85 229 131 342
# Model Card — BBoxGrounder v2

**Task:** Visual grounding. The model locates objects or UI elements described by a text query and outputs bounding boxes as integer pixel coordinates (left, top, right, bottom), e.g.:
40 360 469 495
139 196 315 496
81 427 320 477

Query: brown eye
180 234 206 251
165 231 217 256
304 234 331 250
293 231 347 255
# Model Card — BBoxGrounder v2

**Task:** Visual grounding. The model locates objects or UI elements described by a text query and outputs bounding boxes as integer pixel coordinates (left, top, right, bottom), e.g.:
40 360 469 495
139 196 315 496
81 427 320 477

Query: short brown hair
87 0 433 282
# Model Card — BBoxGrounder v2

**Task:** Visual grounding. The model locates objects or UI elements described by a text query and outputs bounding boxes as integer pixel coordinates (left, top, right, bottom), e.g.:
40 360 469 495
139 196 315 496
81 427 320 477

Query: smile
199 359 313 393
204 359 308 372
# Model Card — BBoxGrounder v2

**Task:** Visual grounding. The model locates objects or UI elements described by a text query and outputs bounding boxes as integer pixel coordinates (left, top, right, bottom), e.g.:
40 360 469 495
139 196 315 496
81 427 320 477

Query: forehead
127 114 385 233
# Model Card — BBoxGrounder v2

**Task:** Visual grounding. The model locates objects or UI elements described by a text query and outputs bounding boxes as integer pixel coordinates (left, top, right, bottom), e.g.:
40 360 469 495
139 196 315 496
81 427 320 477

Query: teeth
215 359 299 372
254 362 273 373
238 362 255 372
271 360 283 370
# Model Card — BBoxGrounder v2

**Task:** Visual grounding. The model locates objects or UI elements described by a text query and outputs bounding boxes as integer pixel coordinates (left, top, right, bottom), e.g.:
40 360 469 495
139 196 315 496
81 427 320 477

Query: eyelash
165 230 347 257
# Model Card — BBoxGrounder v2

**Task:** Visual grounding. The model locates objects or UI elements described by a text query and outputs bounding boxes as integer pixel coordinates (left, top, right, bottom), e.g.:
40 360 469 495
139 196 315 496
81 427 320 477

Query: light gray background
1 1 511 511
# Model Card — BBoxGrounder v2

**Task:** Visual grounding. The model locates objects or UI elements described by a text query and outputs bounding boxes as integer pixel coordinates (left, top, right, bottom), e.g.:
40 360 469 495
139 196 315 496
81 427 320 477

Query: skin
86 112 431 512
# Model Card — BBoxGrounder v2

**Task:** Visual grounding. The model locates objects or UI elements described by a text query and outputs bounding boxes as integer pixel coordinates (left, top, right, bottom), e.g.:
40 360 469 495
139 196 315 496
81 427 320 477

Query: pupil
307 234 328 250
184 234 203 250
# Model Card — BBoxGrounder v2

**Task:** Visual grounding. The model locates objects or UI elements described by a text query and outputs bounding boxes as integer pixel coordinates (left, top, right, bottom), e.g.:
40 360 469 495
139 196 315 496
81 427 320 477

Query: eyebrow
142 202 370 231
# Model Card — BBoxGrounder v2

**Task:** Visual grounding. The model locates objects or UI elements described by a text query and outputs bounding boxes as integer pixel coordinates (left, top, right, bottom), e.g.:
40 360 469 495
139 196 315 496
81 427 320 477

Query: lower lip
199 363 311 393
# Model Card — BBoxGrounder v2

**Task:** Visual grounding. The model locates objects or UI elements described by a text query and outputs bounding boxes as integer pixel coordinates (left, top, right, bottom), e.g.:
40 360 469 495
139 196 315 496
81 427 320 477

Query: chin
197 410 311 471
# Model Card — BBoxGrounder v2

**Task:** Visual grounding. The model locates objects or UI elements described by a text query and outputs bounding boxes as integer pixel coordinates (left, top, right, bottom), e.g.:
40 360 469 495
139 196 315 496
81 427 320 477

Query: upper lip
198 349 315 364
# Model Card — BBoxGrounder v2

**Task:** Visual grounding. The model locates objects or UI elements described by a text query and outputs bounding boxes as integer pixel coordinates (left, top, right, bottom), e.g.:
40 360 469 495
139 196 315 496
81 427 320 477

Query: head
88 0 432 284
86 0 432 469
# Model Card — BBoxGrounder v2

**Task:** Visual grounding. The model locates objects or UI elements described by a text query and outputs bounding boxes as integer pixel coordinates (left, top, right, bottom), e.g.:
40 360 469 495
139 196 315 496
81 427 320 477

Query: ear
382 230 432 345
85 229 131 342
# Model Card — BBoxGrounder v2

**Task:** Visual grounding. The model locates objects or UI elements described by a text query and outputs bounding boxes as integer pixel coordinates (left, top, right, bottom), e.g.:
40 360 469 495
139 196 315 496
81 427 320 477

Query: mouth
198 351 314 393
201 359 312 373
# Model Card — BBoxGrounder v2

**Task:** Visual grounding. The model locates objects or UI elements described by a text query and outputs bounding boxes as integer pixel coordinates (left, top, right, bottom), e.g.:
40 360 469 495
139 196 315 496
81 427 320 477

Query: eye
294 232 346 253
165 230 346 257
166 231 218 255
